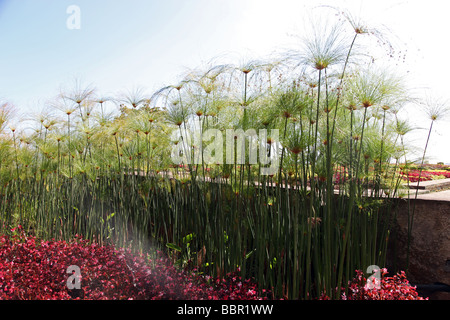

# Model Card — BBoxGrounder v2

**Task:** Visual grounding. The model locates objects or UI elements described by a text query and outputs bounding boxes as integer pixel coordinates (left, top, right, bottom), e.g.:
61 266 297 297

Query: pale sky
1 0 449 162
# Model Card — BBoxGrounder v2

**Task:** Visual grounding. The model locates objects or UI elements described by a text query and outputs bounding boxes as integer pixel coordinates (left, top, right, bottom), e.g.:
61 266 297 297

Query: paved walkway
404 178 450 201
150 171 450 201
415 189 450 201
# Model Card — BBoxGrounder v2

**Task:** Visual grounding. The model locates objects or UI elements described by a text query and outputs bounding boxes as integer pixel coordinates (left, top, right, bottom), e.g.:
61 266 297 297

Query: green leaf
270 257 277 270
166 243 181 252
182 233 195 244
245 248 255 260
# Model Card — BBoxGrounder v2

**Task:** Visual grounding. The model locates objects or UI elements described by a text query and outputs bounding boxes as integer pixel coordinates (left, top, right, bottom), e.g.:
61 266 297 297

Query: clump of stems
0 10 421 300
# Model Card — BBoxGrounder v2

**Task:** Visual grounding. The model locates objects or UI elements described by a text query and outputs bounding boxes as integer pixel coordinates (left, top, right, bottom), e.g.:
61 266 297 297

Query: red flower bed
320 268 427 300
401 170 450 182
0 227 426 300
0 227 267 300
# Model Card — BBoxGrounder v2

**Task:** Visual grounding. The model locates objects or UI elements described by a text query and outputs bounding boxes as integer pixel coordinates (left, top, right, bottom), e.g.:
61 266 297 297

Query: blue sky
0 0 246 101
1 0 450 162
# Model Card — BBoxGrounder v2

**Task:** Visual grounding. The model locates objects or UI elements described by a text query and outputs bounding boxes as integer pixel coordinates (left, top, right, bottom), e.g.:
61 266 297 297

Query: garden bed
0 227 268 300
0 227 426 300
0 9 440 300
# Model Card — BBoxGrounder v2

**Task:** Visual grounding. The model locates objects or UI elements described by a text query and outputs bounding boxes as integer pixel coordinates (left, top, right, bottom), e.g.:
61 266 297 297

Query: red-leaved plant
1 227 426 300
0 227 268 300
320 268 427 300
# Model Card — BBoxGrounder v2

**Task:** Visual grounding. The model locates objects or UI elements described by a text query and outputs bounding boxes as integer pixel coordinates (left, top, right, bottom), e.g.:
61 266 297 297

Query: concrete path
415 189 450 201
406 178 450 191
403 178 450 201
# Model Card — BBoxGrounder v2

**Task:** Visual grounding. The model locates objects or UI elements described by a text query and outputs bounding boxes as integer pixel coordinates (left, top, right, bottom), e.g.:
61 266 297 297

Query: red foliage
0 227 267 300
401 170 450 182
0 227 425 300
320 268 427 300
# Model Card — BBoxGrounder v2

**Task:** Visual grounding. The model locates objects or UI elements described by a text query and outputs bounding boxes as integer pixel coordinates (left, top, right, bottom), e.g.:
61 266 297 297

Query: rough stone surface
387 198 450 299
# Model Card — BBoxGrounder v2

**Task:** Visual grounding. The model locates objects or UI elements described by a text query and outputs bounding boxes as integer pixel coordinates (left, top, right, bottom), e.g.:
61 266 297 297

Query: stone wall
387 198 450 299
